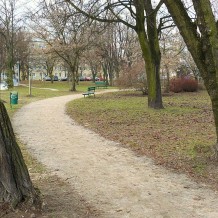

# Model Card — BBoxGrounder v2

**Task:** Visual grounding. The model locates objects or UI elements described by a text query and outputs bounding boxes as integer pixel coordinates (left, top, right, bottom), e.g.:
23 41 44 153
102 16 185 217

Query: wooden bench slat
95 81 107 88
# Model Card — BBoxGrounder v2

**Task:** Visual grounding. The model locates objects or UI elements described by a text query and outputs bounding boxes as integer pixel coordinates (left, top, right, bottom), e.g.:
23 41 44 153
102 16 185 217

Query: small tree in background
116 60 148 95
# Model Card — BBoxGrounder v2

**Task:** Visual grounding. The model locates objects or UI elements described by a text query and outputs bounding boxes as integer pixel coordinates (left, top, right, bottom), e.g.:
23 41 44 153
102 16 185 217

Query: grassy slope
66 90 218 189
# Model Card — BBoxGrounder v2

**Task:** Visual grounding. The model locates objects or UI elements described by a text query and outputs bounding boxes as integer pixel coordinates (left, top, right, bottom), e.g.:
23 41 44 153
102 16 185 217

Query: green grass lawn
19 80 97 91
66 90 218 189
0 80 98 116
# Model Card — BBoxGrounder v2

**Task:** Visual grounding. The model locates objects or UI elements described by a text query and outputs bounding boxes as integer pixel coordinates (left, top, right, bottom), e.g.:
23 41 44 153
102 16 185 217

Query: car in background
0 81 8 90
79 76 85 81
91 77 100 81
43 76 51 81
85 76 92 81
60 77 68 81
53 76 58 81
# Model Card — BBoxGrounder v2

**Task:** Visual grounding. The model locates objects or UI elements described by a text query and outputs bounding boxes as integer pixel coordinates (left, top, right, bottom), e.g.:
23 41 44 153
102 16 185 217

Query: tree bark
135 0 164 109
211 96 218 158
0 101 38 207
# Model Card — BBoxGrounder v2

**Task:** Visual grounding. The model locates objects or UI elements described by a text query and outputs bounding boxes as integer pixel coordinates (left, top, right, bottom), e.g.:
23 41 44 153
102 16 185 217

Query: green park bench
82 86 96 98
95 81 108 88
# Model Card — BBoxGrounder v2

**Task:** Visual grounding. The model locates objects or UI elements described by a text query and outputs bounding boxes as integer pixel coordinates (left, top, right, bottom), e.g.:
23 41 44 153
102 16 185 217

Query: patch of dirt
2 173 101 218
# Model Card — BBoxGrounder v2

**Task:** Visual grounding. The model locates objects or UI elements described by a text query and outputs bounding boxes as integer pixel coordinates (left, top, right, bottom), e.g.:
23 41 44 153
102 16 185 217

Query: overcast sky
17 0 39 13
17 0 218 20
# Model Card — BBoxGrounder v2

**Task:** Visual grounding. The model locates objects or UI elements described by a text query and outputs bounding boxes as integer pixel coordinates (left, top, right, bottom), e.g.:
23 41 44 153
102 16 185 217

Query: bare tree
84 48 101 82
0 0 21 87
30 0 97 91
14 29 31 81
64 0 166 109
45 54 56 82
97 22 139 86
160 30 184 92
0 32 6 75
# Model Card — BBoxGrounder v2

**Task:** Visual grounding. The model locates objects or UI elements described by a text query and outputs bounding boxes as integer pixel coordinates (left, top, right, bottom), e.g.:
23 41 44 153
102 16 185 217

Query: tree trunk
69 59 78 92
69 68 76 91
140 48 163 109
108 63 113 86
6 68 14 88
102 63 109 84
211 95 218 158
70 78 76 91
0 101 38 207
165 65 170 93
135 0 163 109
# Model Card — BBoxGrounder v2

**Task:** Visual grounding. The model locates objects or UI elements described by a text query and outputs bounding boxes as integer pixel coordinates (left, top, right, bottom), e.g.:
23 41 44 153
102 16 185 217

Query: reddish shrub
170 78 183 93
182 78 198 92
170 78 198 93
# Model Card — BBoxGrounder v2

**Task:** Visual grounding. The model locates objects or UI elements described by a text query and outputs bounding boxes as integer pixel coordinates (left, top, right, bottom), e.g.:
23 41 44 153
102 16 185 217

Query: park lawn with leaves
66 90 218 189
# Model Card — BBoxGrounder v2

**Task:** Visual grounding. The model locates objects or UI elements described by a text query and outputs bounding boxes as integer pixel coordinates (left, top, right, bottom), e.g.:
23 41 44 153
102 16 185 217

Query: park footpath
12 91 218 218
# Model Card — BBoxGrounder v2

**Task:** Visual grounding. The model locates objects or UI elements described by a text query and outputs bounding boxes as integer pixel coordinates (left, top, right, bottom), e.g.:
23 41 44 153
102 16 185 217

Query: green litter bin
10 91 18 105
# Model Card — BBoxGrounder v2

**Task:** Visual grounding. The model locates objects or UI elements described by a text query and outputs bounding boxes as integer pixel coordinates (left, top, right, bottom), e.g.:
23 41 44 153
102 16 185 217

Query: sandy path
12 92 218 218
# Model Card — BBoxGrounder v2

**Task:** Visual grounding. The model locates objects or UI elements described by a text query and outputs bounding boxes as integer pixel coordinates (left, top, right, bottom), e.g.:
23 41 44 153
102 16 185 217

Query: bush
134 80 148 95
170 78 198 93
182 78 198 92
170 78 183 93
115 61 148 95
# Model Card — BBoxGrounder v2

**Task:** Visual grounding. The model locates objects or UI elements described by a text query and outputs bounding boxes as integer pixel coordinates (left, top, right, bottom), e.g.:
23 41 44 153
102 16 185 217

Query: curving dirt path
12 92 218 218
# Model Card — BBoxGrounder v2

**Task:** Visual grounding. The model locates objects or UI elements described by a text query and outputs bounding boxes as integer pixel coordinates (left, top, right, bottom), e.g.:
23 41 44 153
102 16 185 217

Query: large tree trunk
69 59 78 92
135 0 164 109
0 101 38 207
